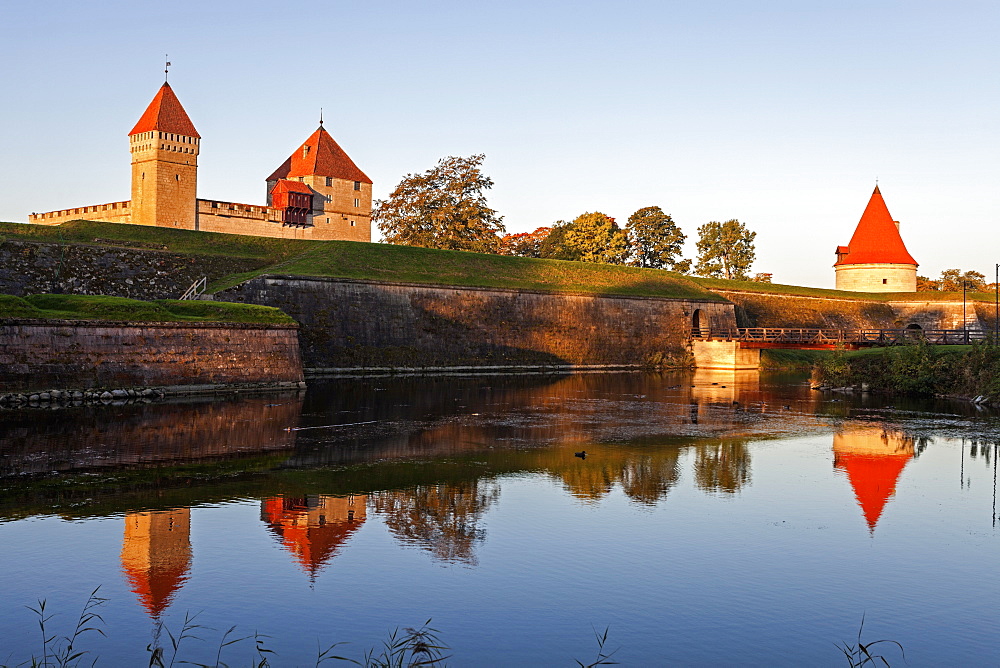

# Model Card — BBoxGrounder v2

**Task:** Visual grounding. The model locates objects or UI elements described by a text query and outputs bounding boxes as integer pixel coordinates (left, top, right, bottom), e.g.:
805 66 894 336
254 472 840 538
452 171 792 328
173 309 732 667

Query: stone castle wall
217 275 737 370
712 288 987 331
0 320 303 393
30 202 132 226
0 239 265 299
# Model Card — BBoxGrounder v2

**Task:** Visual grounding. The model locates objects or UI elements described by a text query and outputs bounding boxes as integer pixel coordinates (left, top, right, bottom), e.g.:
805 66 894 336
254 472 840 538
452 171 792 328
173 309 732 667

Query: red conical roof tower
128 82 200 138
834 186 916 266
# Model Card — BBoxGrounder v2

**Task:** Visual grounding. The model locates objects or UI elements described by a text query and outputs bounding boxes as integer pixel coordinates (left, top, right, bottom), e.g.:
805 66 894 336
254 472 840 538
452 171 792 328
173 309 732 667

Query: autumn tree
694 219 756 280
938 269 986 292
916 275 939 291
563 212 630 264
497 226 551 257
374 154 505 253
626 206 688 270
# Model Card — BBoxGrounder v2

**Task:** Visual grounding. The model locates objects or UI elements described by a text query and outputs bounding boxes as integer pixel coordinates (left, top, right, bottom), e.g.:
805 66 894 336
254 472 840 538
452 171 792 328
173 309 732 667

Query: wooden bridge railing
694 327 991 346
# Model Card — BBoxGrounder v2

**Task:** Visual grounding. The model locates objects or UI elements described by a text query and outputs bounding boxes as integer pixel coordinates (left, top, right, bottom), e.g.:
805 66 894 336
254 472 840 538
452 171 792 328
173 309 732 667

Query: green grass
840 344 972 360
0 294 295 324
264 242 724 299
0 219 312 262
760 348 831 370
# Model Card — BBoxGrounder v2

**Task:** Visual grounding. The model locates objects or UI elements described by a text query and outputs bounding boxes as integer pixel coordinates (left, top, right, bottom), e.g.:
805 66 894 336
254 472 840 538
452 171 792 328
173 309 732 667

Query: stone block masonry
217 275 738 371
0 239 265 299
0 320 304 393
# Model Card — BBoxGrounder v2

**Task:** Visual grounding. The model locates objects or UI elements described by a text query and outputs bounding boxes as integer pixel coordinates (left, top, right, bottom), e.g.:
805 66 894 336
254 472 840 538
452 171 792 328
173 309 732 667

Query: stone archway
692 309 705 338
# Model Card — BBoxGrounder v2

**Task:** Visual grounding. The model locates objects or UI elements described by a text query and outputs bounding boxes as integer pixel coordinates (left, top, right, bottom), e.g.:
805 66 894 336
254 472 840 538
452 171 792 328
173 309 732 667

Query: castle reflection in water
2 371 981 620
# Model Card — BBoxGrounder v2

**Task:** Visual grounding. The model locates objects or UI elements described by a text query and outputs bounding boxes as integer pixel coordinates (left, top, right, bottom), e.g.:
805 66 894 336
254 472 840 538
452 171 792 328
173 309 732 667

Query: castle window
326 217 330 224
350 220 356 226
303 145 311 158
354 181 361 191
326 177 333 187
354 198 360 207
175 174 180 181
883 279 888 284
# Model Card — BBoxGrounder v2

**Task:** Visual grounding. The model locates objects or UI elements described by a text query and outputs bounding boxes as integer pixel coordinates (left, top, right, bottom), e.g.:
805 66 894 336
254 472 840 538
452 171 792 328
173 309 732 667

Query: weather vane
165 55 171 82
319 108 324 127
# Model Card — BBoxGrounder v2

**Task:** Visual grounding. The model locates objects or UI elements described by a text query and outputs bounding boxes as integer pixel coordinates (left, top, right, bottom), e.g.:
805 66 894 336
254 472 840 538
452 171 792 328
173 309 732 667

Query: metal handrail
694 327 988 345
180 276 208 301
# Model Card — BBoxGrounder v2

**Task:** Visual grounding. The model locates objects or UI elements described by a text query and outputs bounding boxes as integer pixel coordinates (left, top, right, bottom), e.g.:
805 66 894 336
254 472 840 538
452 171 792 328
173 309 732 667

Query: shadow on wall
217 276 732 369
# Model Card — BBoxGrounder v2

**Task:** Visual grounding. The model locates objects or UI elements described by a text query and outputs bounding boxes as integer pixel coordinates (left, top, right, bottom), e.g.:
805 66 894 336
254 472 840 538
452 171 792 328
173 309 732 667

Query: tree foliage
938 268 986 292
374 154 505 253
694 219 756 280
537 222 580 261
563 212 630 264
626 206 687 270
497 226 551 258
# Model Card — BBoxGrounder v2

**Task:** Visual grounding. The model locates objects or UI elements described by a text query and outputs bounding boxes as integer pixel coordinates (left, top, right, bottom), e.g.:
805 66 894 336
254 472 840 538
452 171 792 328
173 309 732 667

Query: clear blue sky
2 0 997 287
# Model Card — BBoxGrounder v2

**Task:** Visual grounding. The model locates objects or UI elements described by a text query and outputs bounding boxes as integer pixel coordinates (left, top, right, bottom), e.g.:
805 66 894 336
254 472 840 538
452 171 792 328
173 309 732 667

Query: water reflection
371 481 500 565
262 495 367 580
694 439 752 494
120 509 191 619
0 395 302 477
832 425 920 532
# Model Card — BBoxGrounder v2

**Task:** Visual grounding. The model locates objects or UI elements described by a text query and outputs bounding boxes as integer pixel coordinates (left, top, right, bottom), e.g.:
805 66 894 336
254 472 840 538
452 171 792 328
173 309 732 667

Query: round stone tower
834 186 918 292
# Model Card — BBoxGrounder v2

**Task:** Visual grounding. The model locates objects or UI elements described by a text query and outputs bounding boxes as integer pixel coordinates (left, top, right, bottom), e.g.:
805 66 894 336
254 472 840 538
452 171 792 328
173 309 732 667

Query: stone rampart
0 320 303 393
712 289 988 331
0 239 264 299
216 275 737 370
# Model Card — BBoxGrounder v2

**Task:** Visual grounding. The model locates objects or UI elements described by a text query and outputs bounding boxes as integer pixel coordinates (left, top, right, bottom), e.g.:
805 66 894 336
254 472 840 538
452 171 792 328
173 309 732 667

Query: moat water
1 371 999 666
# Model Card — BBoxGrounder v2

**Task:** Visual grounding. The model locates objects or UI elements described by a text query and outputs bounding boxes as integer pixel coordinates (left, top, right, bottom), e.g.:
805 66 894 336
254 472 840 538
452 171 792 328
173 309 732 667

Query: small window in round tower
883 279 888 284
175 174 180 181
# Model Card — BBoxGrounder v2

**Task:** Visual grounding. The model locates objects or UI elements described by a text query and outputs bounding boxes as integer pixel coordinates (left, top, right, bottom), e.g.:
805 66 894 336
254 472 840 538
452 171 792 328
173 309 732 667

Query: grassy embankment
0 220 722 300
0 294 295 325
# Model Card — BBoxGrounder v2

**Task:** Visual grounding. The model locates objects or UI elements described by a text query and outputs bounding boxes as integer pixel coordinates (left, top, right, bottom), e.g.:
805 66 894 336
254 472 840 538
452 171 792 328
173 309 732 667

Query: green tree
537 222 581 261
626 206 688 270
938 268 986 291
374 154 505 253
694 219 756 280
564 212 629 264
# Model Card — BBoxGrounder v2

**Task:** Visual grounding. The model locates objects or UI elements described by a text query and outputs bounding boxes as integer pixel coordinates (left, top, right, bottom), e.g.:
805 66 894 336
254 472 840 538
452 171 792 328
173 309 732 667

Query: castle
30 81 373 241
834 186 918 292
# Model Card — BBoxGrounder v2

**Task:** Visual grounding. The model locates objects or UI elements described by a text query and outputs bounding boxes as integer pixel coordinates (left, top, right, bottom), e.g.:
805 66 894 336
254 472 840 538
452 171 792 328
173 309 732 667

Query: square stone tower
265 123 373 241
128 83 200 229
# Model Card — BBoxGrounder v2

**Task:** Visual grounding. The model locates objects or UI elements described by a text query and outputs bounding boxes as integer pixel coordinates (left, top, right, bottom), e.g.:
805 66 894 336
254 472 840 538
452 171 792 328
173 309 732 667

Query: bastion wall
216 275 737 371
0 320 304 393
711 289 989 331
0 239 264 299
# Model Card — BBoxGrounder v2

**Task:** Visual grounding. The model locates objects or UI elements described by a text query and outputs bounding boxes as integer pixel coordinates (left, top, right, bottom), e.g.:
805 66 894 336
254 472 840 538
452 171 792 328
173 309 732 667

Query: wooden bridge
693 327 990 350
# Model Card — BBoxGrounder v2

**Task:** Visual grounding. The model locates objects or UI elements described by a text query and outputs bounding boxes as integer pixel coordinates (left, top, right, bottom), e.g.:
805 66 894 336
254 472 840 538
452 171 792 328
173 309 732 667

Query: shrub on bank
815 341 1000 399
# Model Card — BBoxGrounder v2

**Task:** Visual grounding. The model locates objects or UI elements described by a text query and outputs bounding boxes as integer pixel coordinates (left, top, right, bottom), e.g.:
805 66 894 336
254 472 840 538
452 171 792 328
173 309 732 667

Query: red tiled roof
834 186 917 266
270 179 313 195
128 83 200 138
266 126 371 184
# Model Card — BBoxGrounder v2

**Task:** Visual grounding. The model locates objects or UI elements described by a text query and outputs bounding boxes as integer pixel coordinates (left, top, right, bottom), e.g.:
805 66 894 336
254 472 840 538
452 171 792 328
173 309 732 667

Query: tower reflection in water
262 495 367 580
120 509 192 619
833 425 917 533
